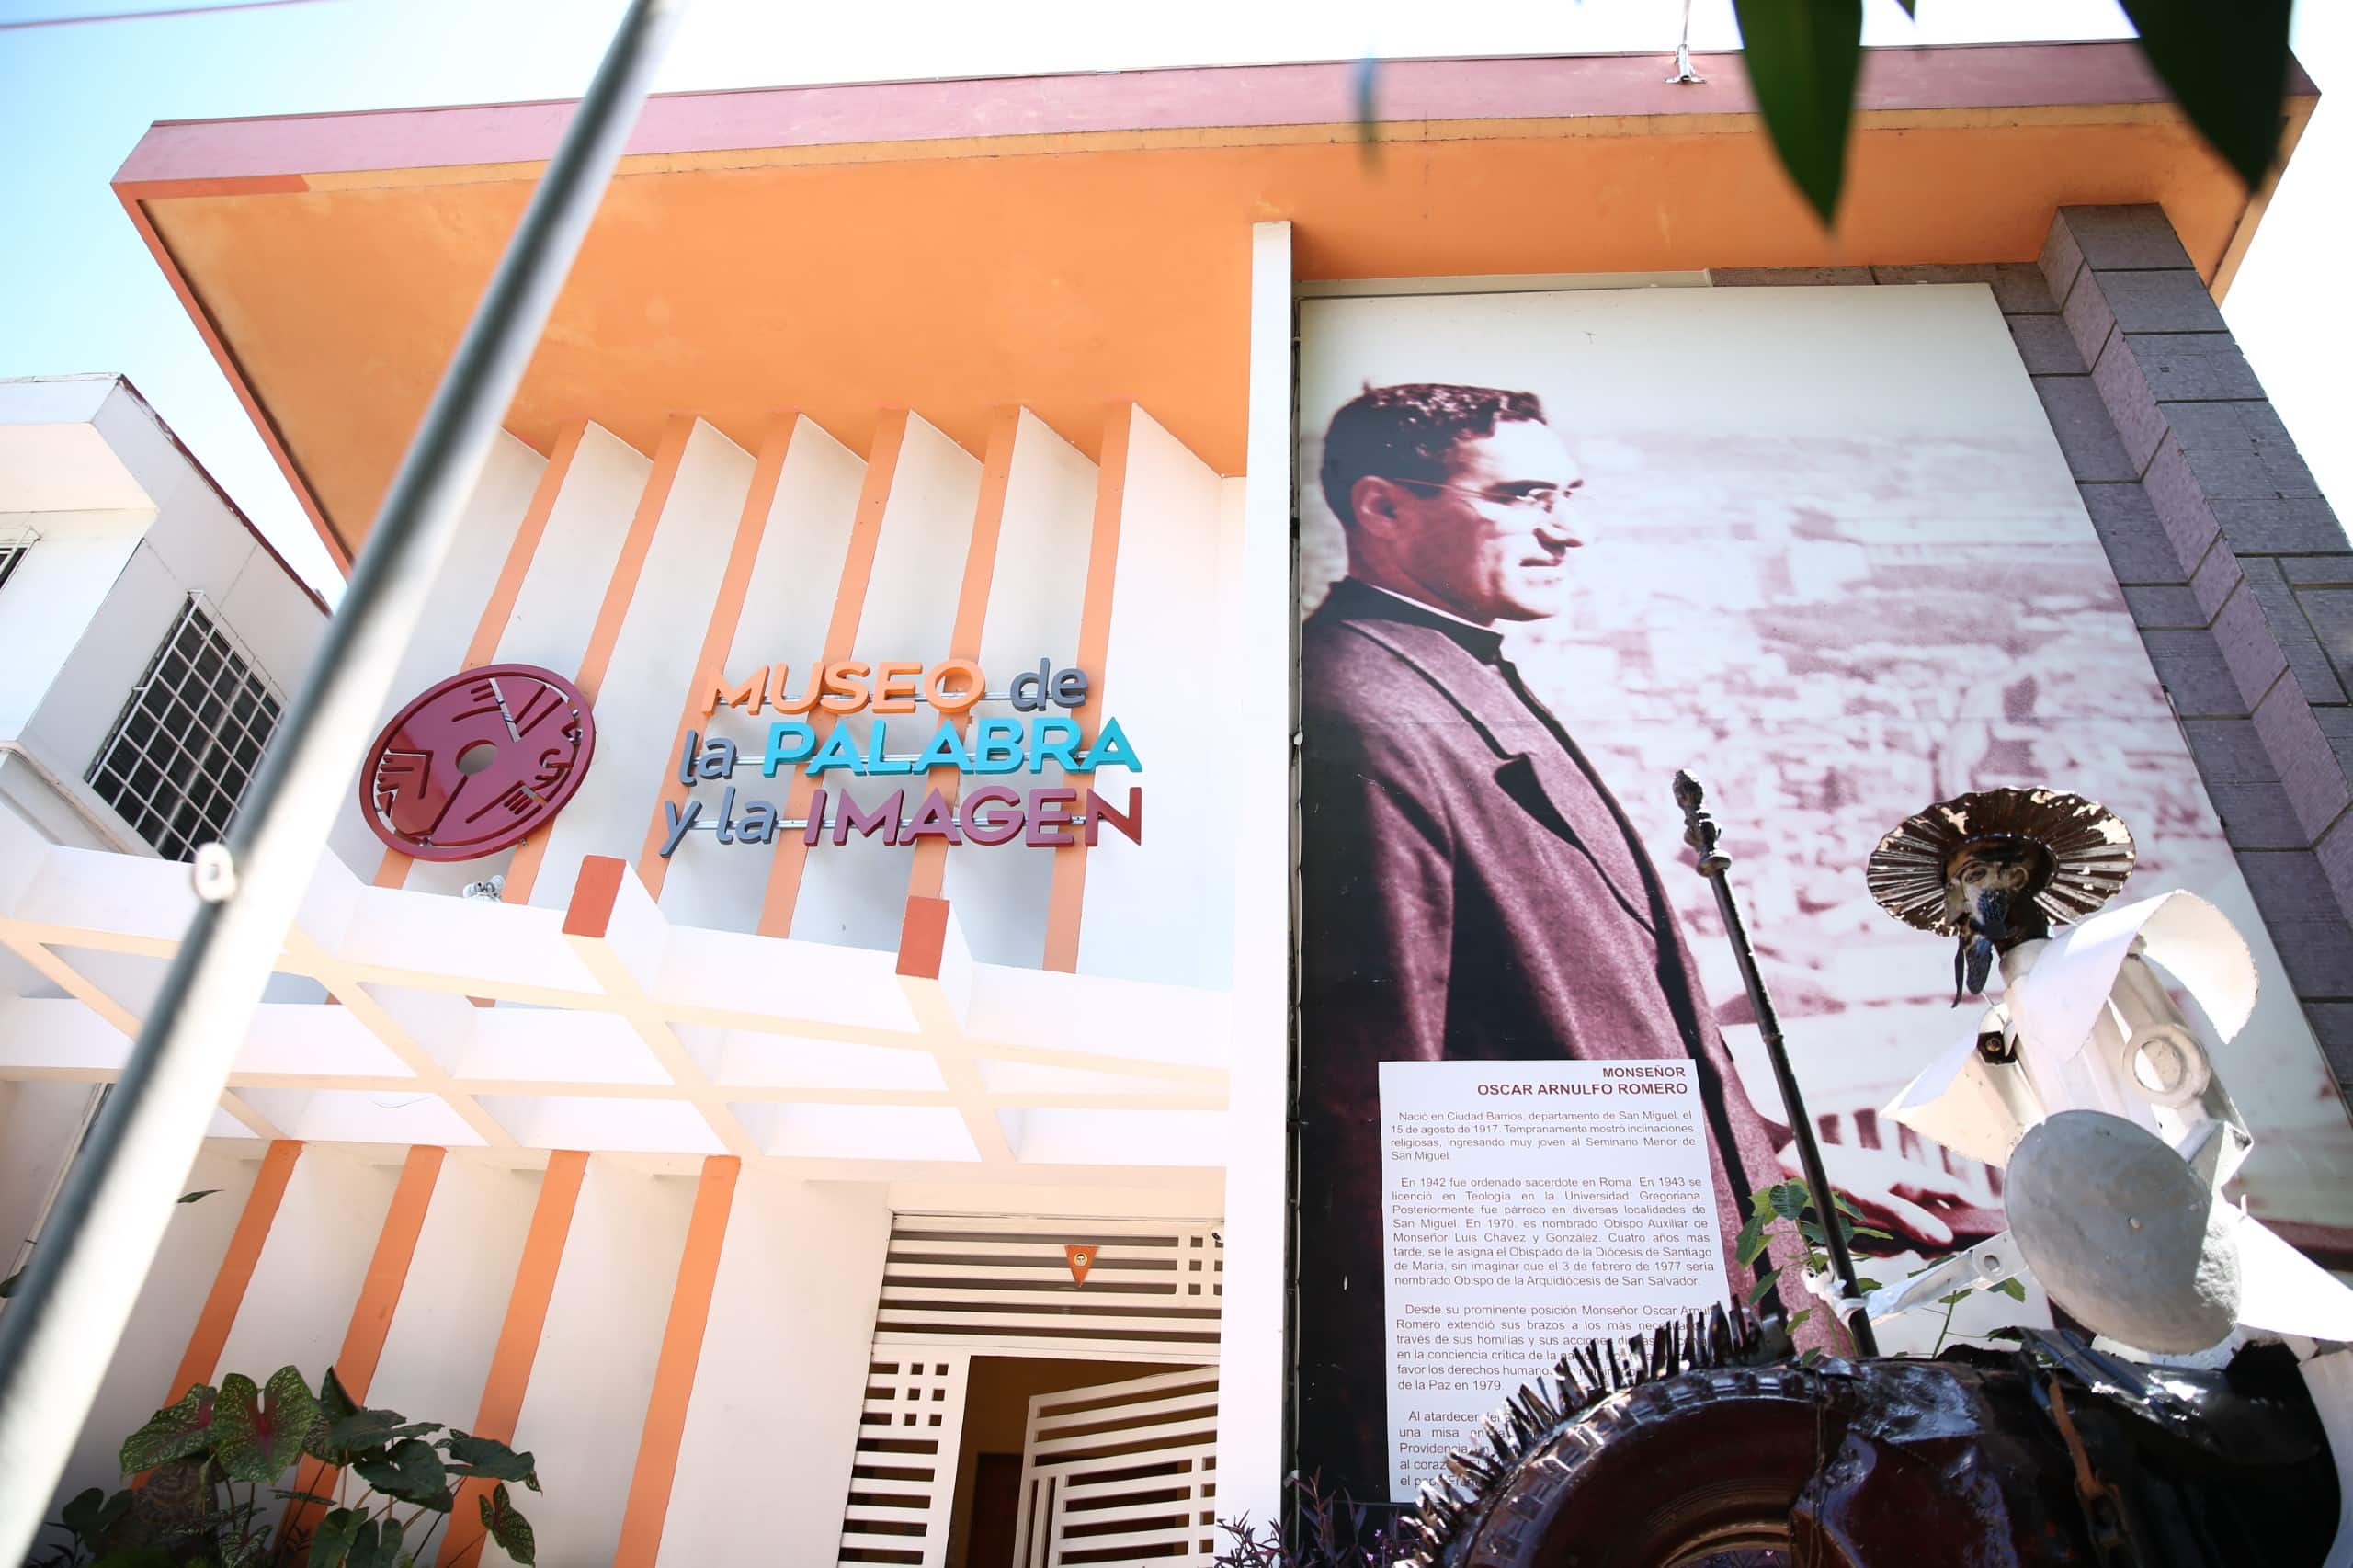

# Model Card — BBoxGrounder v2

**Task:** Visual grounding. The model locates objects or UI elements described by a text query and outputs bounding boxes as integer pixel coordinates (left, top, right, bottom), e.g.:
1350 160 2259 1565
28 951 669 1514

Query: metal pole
0 2 684 1549
1672 771 1880 1358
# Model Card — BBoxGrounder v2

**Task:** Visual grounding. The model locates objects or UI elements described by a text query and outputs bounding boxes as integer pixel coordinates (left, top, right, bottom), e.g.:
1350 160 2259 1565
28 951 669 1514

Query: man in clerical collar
1294 381 1975 1499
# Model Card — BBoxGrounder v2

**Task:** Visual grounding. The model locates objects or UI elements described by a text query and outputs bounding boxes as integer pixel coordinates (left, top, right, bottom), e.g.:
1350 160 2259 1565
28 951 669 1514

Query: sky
0 0 2344 603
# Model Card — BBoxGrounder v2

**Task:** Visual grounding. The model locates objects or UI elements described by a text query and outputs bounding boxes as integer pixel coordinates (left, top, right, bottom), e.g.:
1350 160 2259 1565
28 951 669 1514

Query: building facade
1 38 2349 1567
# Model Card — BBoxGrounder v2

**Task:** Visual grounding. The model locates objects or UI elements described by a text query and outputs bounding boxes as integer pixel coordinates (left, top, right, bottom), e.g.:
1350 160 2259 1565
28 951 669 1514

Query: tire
1448 1364 1849 1568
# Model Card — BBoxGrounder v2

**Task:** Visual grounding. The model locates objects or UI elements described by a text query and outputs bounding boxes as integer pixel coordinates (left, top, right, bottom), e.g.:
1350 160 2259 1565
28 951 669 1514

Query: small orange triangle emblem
1065 1244 1096 1285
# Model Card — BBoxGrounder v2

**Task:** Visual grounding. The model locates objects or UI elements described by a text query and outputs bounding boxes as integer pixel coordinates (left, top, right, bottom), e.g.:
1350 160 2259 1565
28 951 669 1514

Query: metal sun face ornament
358 665 596 861
1866 788 2135 1005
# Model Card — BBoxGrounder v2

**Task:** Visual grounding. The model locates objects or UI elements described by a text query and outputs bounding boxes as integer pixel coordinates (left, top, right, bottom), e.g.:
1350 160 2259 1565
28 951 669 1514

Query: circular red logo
358 664 596 861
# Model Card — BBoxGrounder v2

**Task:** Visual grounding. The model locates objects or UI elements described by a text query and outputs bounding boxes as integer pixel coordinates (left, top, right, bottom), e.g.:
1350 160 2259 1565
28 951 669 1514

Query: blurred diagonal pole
0 0 685 1550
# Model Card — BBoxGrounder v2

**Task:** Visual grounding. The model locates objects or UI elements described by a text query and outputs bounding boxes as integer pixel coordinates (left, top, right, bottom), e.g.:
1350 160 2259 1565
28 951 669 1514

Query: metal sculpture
1390 781 2353 1567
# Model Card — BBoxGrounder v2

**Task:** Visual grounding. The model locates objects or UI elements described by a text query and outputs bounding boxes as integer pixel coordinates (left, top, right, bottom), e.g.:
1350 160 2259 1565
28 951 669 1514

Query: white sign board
1380 1059 1730 1500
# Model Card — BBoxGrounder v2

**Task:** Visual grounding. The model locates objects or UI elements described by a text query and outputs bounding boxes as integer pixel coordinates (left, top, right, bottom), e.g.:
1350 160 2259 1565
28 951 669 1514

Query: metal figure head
1945 837 2056 1001
1867 787 2135 1005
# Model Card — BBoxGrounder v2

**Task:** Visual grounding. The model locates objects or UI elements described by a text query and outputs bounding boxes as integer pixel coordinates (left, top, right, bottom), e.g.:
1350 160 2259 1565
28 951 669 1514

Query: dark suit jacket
1295 576 1786 1497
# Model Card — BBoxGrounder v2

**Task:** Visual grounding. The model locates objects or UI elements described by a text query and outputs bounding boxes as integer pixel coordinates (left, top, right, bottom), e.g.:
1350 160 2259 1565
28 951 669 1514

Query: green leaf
1733 1212 1770 1267
442 1432 540 1494
97 1488 134 1539
1851 1226 1895 1242
1800 1346 1825 1365
1797 1220 1825 1244
1993 1276 2028 1302
1830 1191 1861 1217
1768 1182 1809 1221
2117 0 2293 190
1984 1325 2030 1342
214 1368 316 1484
1746 1267 1782 1306
61 1486 108 1538
1854 1278 1882 1293
1789 1308 1814 1327
310 1507 363 1567
347 1517 404 1568
119 1384 218 1473
1731 0 1864 226
479 1483 536 1566
327 1413 442 1452
1937 1289 1974 1306
1747 1187 1777 1219
354 1438 451 1511
178 1189 222 1204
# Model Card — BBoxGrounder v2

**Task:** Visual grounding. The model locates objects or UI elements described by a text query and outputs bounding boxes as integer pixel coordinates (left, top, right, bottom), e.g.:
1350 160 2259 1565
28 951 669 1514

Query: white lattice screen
1011 1365 1221 1567
875 1214 1222 1356
835 1215 1223 1567
842 1356 970 1566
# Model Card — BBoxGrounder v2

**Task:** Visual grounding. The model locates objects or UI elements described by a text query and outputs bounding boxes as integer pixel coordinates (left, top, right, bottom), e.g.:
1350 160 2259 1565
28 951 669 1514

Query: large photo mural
1290 282 2353 1501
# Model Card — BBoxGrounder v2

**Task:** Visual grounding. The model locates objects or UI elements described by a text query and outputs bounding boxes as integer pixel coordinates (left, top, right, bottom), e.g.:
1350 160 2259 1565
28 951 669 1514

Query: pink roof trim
115 40 2276 187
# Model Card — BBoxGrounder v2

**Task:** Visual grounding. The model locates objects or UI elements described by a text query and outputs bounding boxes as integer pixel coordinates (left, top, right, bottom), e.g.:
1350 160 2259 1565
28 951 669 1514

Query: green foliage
16 1367 545 1568
1743 1178 1881 1358
2118 0 2294 190
118 1385 216 1472
1346 8 2301 231
212 1369 318 1485
1728 0 2297 223
478 1483 537 1566
1729 0 1863 225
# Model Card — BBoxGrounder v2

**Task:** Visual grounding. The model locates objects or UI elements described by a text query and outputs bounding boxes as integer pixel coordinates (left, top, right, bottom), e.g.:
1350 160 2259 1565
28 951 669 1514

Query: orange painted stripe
1041 405 1134 971
436 1149 588 1568
638 413 798 896
611 1155 742 1568
286 1144 446 1535
907 407 1020 902
464 419 591 670
504 417 694 906
165 1140 301 1402
117 192 347 574
369 418 591 891
756 411 912 937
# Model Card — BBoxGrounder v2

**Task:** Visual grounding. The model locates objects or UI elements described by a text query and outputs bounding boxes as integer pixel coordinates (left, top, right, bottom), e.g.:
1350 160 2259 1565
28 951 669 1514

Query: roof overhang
114 40 2318 571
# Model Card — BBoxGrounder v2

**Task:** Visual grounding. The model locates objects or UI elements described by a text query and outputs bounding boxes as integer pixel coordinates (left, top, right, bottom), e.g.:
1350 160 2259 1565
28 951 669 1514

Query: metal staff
1673 771 1879 1357
0 3 686 1551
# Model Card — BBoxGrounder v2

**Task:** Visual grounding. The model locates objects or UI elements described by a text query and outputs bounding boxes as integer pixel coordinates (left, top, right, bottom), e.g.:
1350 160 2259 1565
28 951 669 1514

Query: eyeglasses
1386 476 1574 516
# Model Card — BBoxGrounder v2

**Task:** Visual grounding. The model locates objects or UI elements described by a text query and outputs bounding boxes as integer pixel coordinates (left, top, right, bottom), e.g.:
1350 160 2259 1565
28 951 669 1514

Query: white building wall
404 422 650 900
1074 408 1232 989
364 1155 543 1429
527 420 753 916
322 433 545 875
655 1171 891 1566
43 1142 264 1506
0 379 327 862
496 1156 695 1566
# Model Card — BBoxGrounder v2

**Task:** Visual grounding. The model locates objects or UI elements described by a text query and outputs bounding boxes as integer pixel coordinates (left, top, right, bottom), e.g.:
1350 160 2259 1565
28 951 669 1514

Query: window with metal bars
0 526 35 595
85 596 283 862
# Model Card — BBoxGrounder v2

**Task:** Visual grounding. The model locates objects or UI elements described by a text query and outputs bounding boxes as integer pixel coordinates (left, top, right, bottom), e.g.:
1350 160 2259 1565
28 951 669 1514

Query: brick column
2036 204 2353 1086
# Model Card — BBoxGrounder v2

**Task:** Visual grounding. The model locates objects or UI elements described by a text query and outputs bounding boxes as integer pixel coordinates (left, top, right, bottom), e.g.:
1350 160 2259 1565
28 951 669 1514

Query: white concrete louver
838 1215 1222 1568
0 798 1230 1173
0 404 1239 1171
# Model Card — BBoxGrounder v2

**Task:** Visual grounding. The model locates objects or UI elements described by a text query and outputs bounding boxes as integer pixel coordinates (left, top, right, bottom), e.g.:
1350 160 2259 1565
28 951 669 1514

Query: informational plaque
1379 1059 1730 1500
